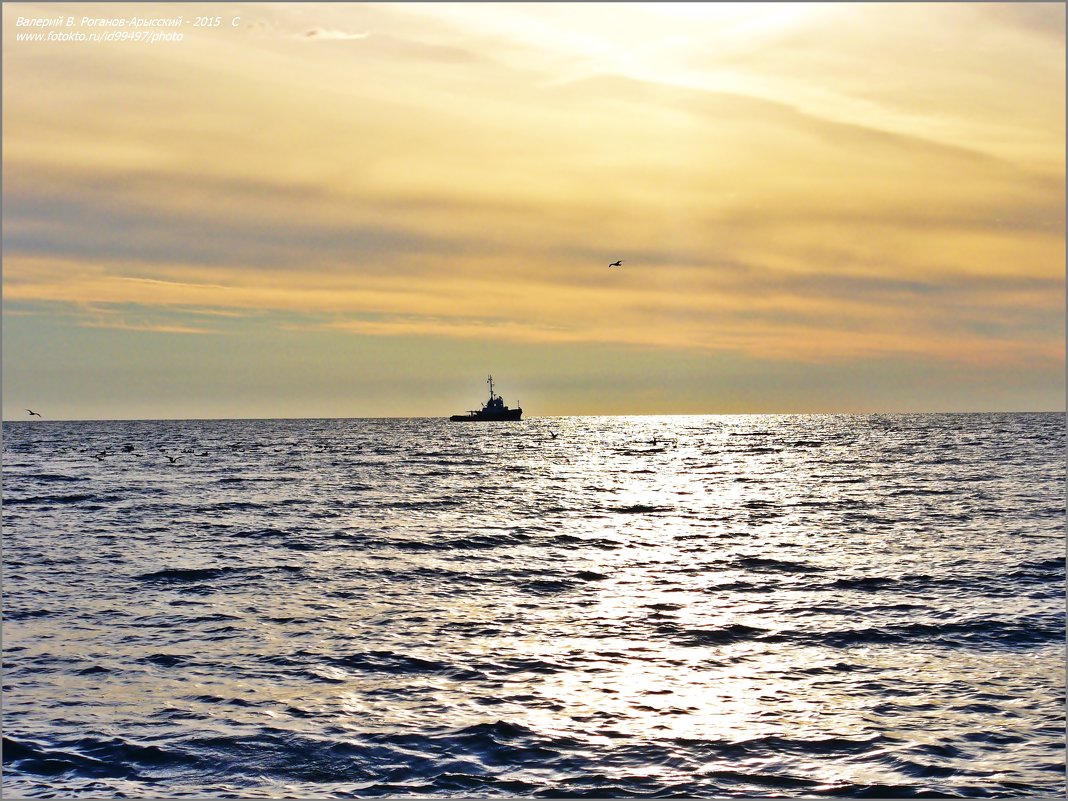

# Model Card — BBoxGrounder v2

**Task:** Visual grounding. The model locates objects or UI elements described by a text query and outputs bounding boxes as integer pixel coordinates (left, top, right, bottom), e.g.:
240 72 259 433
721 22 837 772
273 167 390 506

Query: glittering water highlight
3 413 1064 797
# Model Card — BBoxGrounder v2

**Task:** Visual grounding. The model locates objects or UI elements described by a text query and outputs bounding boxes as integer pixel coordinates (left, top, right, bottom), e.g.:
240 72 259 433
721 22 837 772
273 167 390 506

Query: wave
326 650 487 681
4 493 120 506
735 556 826 573
1009 558 1065 582
2 734 200 780
4 607 57 621
659 614 1064 651
22 473 83 482
611 504 672 514
138 653 193 668
791 615 1064 649
705 579 767 593
888 487 961 497
677 623 768 646
548 534 622 550
827 566 1064 595
520 578 577 594
133 567 249 583
385 498 465 510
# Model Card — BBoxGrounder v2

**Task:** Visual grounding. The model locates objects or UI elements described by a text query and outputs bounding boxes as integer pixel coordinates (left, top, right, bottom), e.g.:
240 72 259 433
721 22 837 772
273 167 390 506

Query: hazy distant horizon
5 409 1065 424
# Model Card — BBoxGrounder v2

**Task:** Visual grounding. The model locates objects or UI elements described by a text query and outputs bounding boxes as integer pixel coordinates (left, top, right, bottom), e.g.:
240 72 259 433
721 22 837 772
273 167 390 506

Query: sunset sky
3 2 1064 419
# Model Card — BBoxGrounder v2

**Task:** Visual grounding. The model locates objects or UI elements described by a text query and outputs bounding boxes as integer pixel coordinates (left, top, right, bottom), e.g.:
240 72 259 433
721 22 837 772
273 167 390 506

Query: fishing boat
450 376 523 422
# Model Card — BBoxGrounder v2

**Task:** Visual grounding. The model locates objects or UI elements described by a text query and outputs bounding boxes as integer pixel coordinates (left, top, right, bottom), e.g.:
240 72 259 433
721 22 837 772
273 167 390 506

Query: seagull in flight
26 409 42 417
608 260 623 268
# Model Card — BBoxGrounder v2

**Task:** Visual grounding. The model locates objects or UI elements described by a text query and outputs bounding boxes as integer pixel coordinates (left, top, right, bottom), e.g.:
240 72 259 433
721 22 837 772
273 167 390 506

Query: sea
2 413 1064 798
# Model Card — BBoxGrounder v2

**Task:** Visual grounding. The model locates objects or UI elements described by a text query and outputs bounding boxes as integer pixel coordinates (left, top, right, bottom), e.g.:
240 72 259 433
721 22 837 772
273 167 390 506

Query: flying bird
608 260 623 268
166 455 181 464
26 409 41 417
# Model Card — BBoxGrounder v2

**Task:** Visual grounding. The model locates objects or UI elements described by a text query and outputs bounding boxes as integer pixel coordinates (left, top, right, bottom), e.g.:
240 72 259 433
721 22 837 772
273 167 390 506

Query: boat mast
487 374 495 401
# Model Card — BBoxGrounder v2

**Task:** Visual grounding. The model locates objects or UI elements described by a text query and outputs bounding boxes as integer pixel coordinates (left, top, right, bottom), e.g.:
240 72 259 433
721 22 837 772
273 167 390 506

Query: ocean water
2 413 1064 798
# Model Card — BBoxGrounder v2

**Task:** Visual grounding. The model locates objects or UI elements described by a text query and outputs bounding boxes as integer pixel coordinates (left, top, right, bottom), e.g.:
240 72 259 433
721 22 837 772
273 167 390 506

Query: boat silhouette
450 376 523 422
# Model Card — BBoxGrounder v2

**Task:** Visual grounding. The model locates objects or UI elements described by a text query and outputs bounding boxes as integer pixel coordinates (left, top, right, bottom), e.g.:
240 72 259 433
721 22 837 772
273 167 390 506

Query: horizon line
3 410 1065 424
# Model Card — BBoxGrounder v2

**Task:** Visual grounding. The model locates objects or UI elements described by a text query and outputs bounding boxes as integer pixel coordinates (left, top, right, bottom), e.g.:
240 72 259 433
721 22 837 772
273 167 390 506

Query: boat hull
449 408 523 422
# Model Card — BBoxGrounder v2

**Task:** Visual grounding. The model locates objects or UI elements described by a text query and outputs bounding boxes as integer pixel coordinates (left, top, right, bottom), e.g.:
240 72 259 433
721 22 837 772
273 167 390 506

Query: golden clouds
2 1 1064 379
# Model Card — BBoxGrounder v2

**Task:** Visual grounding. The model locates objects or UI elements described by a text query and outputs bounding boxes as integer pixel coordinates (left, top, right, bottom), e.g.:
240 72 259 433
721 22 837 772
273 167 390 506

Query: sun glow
635 1 817 30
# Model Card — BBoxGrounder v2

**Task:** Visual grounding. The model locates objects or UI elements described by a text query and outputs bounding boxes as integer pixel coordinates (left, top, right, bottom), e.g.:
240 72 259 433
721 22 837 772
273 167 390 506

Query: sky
2 2 1065 420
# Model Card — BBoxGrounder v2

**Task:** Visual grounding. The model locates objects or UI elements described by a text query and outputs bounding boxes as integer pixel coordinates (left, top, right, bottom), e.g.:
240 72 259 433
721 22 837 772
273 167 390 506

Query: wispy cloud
78 319 223 335
300 28 369 41
114 276 231 291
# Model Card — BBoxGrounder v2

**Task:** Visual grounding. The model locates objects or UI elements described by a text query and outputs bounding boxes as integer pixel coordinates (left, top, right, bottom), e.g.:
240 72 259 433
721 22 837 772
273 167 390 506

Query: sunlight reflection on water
3 413 1064 797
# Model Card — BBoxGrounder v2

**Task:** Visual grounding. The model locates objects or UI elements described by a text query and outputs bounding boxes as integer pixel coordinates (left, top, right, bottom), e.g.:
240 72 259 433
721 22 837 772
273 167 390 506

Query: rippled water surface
3 413 1064 798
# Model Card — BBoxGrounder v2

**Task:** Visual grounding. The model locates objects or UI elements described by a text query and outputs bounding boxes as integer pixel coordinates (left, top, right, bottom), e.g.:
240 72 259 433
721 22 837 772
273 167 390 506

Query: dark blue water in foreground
3 413 1064 798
